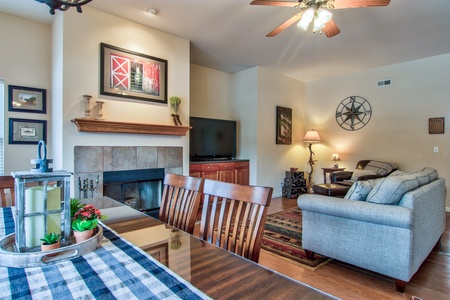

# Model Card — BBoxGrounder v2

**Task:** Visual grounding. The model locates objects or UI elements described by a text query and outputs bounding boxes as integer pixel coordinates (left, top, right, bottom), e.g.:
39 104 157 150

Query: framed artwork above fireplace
100 43 168 104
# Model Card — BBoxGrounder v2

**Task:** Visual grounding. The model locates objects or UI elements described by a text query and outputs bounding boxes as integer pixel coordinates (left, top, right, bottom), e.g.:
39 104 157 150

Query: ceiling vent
377 79 392 87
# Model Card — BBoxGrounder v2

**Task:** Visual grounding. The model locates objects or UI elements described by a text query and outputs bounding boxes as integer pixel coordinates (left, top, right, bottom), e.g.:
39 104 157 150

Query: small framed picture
8 85 47 114
276 106 292 145
9 118 47 145
429 117 444 134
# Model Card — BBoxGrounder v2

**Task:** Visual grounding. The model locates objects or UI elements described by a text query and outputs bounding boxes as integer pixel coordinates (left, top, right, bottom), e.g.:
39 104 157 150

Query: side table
322 167 345 184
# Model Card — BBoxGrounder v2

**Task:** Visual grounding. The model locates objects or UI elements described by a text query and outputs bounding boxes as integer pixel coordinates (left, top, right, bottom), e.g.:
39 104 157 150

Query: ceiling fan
250 0 391 38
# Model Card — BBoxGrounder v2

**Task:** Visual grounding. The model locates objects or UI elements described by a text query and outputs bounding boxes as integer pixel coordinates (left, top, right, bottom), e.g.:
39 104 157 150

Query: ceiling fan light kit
251 0 391 38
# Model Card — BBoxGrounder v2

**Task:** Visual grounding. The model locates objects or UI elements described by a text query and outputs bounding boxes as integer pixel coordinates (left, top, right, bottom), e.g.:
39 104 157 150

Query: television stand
189 159 249 185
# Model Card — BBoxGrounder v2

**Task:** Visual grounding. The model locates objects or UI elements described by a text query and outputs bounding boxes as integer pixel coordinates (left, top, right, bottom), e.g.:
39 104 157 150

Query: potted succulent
72 204 107 243
40 232 60 255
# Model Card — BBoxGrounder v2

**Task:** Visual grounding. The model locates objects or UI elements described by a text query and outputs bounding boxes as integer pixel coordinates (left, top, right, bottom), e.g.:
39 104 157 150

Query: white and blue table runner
0 207 209 300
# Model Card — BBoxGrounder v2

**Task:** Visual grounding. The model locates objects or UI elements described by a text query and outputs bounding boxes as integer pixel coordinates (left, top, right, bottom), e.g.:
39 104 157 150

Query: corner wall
304 53 450 208
0 12 51 174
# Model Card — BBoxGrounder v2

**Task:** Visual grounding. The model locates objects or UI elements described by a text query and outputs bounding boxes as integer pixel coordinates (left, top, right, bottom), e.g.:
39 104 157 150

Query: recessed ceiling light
146 8 160 16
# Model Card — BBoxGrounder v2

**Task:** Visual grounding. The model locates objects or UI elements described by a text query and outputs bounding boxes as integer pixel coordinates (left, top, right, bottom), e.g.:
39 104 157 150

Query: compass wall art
335 96 372 131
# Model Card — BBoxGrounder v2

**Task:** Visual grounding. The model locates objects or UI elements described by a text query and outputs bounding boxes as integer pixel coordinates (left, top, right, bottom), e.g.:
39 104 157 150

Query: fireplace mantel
71 118 191 136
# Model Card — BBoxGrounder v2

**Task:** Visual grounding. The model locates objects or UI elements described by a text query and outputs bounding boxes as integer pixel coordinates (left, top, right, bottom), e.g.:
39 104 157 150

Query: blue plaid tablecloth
0 207 210 300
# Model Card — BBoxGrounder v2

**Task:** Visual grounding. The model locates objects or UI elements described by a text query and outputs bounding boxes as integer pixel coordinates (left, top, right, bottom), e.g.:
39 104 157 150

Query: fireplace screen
103 168 164 214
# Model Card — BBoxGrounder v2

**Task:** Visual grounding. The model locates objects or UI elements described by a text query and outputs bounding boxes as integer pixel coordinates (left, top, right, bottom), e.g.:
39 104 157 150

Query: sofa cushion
412 170 430 186
344 178 382 201
389 170 406 177
366 174 419 205
423 167 438 181
364 161 398 176
350 169 378 181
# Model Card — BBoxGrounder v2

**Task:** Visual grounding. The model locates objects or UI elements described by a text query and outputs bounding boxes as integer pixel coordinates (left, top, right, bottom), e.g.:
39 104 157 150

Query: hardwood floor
258 196 450 300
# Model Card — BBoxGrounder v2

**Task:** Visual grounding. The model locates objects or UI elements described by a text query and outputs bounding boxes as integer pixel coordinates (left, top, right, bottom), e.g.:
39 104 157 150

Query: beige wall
0 12 52 174
191 55 450 209
1 9 191 196
305 54 450 208
51 8 190 181
191 65 306 196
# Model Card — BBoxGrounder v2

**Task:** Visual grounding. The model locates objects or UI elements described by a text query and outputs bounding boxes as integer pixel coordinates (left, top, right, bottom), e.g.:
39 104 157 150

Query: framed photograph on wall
276 106 292 145
100 43 168 104
9 118 47 145
8 85 46 113
429 117 444 134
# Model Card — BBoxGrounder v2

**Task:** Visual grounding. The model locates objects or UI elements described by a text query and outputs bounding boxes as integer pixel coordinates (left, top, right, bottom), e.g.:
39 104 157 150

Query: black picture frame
8 85 47 114
9 118 47 145
276 106 292 145
100 43 168 104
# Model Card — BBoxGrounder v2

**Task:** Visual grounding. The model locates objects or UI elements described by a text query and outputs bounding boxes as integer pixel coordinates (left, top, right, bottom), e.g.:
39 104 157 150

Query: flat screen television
189 117 237 161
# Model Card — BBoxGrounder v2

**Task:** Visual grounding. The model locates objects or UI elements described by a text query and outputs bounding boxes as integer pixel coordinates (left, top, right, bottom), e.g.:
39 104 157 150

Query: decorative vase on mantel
73 229 93 243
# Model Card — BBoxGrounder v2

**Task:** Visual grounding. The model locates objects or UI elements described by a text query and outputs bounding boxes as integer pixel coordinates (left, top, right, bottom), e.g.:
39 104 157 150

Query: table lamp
331 154 340 168
303 130 321 193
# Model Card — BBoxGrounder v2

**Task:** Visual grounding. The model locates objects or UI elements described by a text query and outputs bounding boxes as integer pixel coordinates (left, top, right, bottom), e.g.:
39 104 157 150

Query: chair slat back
199 179 273 263
0 176 15 207
159 173 204 234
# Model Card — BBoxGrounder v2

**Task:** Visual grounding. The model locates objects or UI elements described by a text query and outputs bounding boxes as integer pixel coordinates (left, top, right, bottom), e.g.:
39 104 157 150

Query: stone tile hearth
74 146 183 200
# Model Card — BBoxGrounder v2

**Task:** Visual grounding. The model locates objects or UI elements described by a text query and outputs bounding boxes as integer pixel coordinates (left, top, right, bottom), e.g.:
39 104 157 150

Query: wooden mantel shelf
71 118 191 136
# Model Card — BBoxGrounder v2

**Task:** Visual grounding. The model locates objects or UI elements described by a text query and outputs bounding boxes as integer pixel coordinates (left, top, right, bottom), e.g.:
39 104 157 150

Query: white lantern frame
12 171 71 252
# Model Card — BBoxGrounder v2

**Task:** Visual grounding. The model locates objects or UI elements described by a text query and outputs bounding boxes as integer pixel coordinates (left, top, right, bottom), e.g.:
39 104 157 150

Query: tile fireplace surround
74 146 183 200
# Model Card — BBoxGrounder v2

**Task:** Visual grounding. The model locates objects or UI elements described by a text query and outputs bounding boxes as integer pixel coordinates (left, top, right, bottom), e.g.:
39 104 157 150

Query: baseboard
272 192 282 198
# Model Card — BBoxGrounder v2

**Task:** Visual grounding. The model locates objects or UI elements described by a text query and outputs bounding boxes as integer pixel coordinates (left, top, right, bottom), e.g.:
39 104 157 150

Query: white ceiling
1 0 450 82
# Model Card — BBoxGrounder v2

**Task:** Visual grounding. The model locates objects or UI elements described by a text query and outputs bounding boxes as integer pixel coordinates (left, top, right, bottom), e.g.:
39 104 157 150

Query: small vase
74 229 94 243
41 240 60 256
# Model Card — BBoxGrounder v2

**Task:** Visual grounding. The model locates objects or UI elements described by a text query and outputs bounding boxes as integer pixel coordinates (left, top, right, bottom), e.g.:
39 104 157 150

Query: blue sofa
297 169 446 293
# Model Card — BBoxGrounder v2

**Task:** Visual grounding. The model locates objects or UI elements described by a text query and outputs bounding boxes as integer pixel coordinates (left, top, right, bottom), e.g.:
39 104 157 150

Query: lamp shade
331 154 340 162
303 130 321 143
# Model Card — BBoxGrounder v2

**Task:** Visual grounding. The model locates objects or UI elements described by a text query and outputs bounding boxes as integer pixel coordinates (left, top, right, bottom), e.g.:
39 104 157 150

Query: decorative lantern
11 141 71 252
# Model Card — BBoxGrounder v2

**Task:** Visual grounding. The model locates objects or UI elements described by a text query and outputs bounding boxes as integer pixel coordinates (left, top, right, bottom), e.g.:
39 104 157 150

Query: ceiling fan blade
250 0 300 7
266 12 303 37
323 19 340 38
332 0 390 9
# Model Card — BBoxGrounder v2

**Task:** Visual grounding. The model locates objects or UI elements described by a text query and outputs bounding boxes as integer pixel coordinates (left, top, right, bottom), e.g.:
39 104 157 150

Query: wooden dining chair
0 175 16 207
159 173 204 234
199 179 273 263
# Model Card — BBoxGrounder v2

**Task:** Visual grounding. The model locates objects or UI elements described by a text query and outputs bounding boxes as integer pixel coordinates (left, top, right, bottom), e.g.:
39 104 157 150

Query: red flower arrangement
72 204 107 232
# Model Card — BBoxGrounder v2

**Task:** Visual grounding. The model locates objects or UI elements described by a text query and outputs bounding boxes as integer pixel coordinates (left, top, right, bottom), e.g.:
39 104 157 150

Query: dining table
0 196 338 299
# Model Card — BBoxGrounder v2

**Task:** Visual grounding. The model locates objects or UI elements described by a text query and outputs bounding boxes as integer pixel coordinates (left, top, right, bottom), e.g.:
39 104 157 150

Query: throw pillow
364 161 398 176
366 174 419 205
344 178 382 201
350 169 378 181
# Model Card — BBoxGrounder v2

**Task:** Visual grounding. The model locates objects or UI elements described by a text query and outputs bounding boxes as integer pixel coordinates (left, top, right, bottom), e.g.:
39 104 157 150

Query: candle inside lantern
25 185 61 248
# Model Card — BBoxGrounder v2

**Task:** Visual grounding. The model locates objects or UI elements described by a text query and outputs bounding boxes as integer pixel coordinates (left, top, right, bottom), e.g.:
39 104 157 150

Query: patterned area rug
261 207 332 271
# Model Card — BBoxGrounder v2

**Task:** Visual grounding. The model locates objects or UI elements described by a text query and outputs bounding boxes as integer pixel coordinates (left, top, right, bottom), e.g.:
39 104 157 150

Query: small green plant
70 198 85 218
40 232 60 245
169 96 181 106
72 218 98 232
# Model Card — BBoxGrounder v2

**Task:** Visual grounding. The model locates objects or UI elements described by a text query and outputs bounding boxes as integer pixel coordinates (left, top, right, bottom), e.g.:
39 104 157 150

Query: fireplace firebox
103 168 164 216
